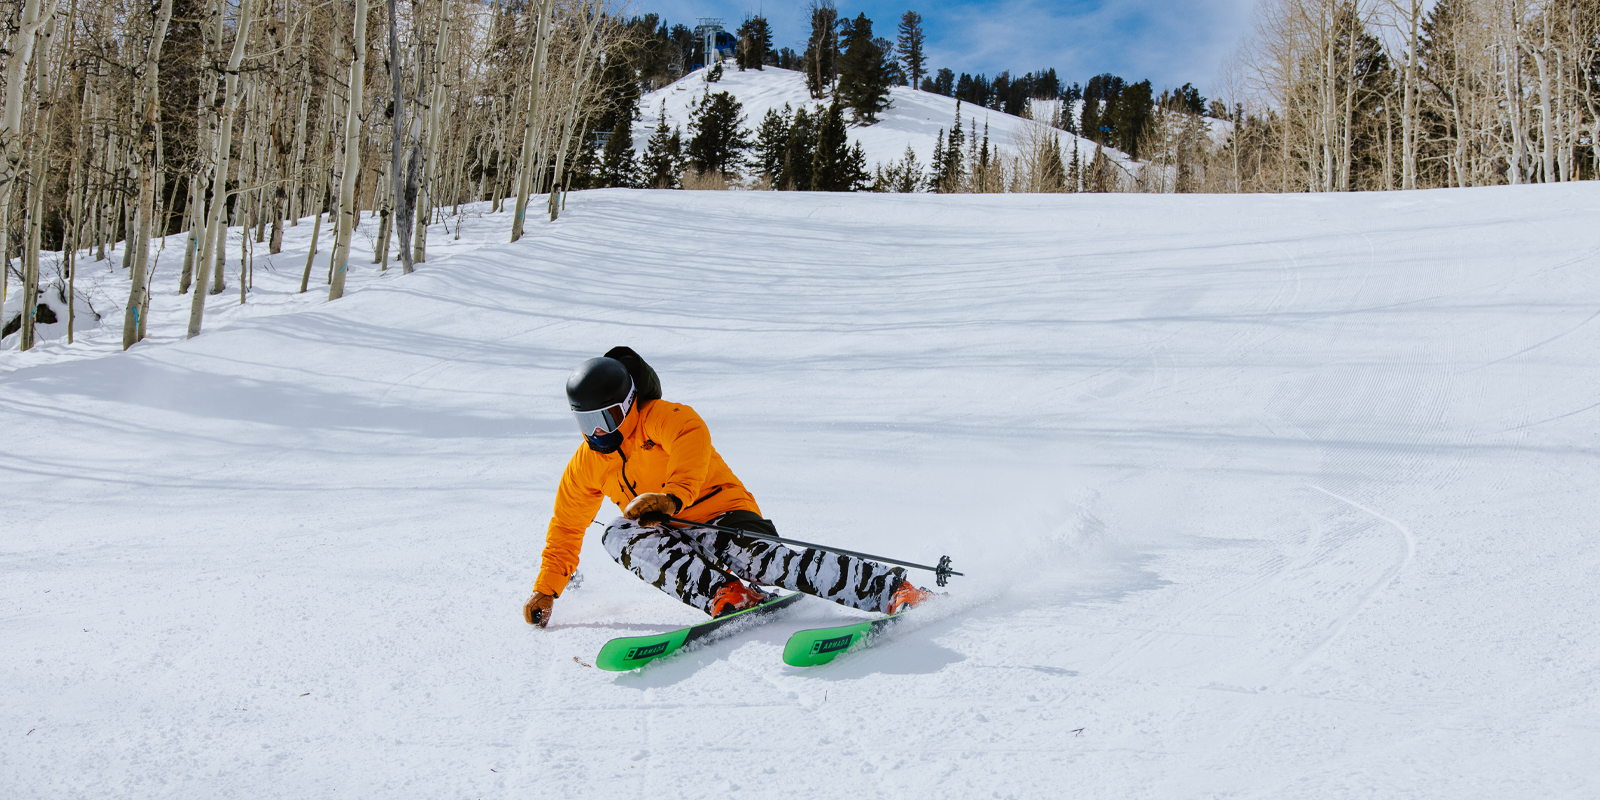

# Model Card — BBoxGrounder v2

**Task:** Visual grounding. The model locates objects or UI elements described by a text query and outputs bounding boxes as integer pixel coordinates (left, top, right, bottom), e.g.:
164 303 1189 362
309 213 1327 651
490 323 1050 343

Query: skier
522 347 933 627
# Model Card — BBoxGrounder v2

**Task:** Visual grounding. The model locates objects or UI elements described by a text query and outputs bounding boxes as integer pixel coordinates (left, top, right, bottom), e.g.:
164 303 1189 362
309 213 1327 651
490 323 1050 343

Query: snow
5 184 1600 797
637 64 1116 173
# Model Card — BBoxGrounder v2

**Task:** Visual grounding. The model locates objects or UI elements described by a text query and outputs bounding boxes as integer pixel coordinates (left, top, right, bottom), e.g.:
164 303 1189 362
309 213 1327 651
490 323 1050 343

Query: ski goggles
572 382 636 437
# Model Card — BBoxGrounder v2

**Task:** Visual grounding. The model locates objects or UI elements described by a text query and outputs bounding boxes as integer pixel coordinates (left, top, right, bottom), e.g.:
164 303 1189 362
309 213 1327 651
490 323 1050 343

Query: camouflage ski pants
601 512 906 617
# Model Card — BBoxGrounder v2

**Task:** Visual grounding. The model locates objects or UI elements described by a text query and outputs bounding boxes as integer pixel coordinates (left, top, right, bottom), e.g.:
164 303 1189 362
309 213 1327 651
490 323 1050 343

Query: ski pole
644 514 964 587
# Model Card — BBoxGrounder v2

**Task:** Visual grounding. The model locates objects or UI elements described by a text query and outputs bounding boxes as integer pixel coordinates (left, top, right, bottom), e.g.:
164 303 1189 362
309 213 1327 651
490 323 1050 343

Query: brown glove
623 492 681 522
523 591 554 627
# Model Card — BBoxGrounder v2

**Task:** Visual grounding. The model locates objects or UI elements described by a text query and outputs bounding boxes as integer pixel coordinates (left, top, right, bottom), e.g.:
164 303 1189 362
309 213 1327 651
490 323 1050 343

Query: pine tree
928 128 947 191
938 103 966 192
735 16 772 70
754 105 792 184
811 101 852 191
836 14 892 124
1067 140 1082 192
686 90 751 177
599 114 639 188
780 106 817 190
872 144 923 192
803 0 840 99
845 141 870 191
897 11 926 89
641 105 684 188
895 144 923 192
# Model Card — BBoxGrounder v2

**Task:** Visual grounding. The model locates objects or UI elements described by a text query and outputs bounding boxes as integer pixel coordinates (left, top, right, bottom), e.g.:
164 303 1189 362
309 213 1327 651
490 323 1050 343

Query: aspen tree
19 10 58 351
68 37 94 344
287 12 314 226
373 159 391 266
0 0 60 311
123 0 175 349
549 1 605 222
327 0 368 301
385 0 421 274
306 0 346 293
300 110 334 292
510 0 551 243
187 0 254 338
1532 8 1555 182
412 0 448 263
1395 0 1420 190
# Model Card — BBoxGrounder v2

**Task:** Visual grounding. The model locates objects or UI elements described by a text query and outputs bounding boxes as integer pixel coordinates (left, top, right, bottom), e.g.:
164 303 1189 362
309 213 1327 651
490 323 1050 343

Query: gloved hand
523 591 554 627
623 492 681 523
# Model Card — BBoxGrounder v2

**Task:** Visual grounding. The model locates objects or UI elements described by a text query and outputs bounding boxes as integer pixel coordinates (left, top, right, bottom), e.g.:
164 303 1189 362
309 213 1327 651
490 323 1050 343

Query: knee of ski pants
601 520 698 565
601 521 642 564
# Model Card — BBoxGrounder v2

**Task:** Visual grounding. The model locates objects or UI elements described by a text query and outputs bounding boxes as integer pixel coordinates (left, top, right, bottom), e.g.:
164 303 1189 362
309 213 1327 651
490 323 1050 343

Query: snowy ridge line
636 64 1123 178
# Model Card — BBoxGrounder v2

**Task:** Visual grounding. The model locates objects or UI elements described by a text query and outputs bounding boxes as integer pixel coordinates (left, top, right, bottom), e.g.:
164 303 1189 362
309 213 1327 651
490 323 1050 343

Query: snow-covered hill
634 64 1118 174
5 184 1600 797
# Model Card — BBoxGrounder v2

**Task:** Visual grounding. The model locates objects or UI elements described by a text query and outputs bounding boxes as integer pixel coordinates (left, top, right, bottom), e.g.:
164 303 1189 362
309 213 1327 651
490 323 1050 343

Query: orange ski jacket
534 399 760 596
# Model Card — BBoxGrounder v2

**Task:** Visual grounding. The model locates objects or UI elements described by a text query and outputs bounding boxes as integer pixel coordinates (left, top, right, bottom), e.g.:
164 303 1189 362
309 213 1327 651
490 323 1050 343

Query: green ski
782 613 905 667
595 592 803 671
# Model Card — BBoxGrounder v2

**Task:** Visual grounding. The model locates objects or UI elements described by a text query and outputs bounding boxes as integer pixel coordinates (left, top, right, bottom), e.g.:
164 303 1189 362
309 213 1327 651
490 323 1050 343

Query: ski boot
710 580 770 618
887 580 934 615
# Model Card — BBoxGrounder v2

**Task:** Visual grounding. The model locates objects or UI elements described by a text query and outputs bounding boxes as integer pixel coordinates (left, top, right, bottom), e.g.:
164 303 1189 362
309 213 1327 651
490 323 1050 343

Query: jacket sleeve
535 445 603 597
657 404 714 510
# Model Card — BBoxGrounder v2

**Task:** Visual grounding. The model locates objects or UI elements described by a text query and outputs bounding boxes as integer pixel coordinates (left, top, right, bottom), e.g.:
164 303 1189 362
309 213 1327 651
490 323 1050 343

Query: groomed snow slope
636 65 1114 172
4 185 1600 798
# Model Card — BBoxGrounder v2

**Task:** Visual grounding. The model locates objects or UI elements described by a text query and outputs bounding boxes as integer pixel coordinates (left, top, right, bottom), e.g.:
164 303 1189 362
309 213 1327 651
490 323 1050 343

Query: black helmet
567 357 635 453
567 357 632 412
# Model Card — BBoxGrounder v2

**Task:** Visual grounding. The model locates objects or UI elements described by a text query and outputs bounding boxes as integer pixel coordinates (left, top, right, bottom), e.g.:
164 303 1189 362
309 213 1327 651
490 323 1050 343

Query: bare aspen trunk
19 12 59 352
300 119 334 292
1339 9 1356 192
1321 2 1335 192
179 178 203 293
1503 3 1527 185
0 0 59 223
386 0 416 274
306 8 346 292
1533 14 1554 183
187 0 254 338
67 68 92 344
287 15 314 225
413 1 449 264
549 2 604 222
328 0 369 301
510 0 551 243
374 162 392 266
1401 0 1419 190
123 0 176 349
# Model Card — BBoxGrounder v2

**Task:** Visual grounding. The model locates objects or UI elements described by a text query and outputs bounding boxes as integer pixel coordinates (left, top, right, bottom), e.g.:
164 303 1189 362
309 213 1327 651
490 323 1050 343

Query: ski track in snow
4 184 1600 798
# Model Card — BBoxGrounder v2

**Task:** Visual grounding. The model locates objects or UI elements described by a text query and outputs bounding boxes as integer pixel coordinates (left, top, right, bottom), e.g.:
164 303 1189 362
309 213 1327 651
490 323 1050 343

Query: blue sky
638 1 1259 97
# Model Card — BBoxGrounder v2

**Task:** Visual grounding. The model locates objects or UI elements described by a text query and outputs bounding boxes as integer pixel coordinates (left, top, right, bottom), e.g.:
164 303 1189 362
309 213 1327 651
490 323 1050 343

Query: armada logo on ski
812 634 856 655
628 642 671 660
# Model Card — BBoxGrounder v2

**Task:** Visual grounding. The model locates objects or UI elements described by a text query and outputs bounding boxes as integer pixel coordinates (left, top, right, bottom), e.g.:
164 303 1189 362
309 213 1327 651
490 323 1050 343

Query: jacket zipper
617 449 639 499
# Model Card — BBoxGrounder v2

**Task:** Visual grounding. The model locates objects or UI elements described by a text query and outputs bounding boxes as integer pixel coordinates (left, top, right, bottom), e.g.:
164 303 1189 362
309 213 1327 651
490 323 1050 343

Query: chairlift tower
695 18 724 69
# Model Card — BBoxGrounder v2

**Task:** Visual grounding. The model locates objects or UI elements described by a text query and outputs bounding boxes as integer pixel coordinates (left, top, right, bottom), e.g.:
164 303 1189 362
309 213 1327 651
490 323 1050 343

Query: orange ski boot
709 580 768 618
886 580 933 615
